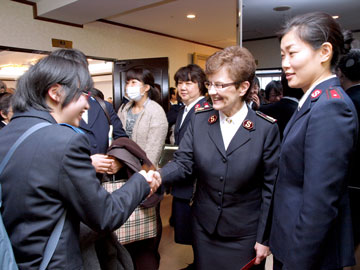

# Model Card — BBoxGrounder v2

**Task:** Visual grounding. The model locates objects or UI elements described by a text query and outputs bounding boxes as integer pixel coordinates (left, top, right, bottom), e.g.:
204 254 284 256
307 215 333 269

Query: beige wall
0 0 219 96
2 0 359 96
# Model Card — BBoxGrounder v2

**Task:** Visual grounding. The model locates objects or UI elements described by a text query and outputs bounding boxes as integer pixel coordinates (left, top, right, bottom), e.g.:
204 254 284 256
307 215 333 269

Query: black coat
0 108 149 269
80 97 127 155
259 97 298 140
270 77 358 269
161 107 280 240
346 84 360 247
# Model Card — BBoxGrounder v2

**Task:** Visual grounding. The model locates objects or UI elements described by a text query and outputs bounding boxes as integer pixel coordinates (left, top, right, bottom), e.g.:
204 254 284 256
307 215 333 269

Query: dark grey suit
160 106 280 269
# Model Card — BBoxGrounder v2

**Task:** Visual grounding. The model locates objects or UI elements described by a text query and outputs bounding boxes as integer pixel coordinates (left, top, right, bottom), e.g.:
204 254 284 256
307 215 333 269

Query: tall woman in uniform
269 12 358 270
158 46 280 270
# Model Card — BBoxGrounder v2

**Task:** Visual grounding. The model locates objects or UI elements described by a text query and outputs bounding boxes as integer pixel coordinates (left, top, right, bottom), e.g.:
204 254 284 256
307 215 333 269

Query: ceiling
22 0 360 48
2 0 360 80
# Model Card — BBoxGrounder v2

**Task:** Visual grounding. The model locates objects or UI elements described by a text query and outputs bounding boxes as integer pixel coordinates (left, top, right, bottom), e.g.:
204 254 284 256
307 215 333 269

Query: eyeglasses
204 81 241 91
82 91 92 100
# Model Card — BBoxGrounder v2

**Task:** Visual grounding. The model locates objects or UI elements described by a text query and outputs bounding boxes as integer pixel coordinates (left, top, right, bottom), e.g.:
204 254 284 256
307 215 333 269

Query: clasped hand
139 170 161 196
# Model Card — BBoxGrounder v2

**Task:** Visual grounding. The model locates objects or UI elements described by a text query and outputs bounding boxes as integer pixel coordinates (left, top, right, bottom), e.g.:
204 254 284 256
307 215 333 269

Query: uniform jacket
80 97 127 155
171 97 208 200
259 97 298 140
118 99 168 166
270 77 358 270
346 84 360 188
160 106 280 241
345 84 360 247
0 108 150 270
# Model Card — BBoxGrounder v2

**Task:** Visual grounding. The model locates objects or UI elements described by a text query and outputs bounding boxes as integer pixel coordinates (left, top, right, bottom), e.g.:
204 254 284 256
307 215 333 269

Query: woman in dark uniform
269 12 358 270
158 46 280 270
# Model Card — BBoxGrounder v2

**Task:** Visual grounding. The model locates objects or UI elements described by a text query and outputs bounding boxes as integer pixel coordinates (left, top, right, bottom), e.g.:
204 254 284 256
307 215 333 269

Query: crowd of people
0 11 359 270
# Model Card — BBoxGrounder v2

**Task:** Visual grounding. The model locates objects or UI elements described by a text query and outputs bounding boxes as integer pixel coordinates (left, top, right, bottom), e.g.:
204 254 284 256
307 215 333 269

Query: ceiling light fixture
332 15 339 19
273 6 291 12
187 14 196 19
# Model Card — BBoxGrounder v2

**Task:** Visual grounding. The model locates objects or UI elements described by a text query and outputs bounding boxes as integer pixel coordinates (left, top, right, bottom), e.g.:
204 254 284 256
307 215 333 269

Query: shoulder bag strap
0 122 51 174
94 96 111 125
0 121 65 270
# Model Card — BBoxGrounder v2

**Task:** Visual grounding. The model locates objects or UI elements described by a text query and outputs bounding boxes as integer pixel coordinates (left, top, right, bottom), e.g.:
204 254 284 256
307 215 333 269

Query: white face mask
126 86 143 102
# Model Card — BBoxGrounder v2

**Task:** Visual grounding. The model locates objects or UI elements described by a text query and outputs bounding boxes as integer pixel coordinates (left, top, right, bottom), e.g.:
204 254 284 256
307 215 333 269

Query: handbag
103 177 157 245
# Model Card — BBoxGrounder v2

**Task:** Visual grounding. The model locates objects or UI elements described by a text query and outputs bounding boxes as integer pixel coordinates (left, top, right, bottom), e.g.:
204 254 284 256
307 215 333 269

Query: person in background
264 80 283 104
90 87 105 99
170 64 208 269
169 87 178 105
247 76 262 110
270 12 358 270
51 49 128 178
0 51 160 269
166 86 184 144
117 67 168 270
0 80 7 94
259 72 303 140
336 47 360 254
0 92 13 129
157 46 280 270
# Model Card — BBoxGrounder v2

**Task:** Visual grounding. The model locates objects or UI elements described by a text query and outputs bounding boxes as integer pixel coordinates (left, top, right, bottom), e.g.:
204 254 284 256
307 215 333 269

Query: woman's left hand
254 242 271 265
107 157 123 174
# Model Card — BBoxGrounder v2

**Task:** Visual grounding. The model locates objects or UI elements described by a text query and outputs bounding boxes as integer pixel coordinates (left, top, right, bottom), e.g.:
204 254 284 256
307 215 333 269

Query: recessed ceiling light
187 14 196 19
273 6 291 12
332 15 339 19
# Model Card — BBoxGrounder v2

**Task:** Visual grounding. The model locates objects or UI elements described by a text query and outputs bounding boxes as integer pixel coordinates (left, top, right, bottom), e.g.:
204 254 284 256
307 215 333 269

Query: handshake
139 170 162 196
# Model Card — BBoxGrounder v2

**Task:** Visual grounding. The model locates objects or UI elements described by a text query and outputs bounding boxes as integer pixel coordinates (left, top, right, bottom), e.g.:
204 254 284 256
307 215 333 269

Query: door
113 57 169 113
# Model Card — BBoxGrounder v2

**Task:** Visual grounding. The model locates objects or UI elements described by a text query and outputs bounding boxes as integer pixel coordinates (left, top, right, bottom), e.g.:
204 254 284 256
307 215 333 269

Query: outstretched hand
139 170 162 196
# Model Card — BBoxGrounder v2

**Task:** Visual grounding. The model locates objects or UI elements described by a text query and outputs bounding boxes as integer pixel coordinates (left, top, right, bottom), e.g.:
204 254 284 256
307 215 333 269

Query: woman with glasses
158 46 280 270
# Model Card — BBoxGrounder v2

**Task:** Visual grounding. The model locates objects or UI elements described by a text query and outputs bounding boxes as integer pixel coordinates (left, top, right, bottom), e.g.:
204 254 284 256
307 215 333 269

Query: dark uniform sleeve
59 132 149 231
106 101 128 139
160 114 195 185
257 123 280 244
286 98 357 269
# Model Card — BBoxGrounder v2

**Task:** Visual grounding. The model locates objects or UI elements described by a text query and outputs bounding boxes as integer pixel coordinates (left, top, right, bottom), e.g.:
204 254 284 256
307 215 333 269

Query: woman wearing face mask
117 67 168 270
118 68 168 166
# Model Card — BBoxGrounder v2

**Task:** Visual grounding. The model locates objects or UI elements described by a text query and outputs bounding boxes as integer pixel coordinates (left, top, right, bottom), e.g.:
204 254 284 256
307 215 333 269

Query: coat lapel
226 110 254 156
207 111 227 158
283 93 312 140
80 98 100 131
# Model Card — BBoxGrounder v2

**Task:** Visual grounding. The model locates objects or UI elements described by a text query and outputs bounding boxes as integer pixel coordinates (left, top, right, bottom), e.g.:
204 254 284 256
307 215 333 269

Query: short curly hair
205 46 256 101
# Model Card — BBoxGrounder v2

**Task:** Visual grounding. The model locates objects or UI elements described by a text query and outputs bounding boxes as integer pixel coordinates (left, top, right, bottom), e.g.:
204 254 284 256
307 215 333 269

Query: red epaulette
326 87 343 100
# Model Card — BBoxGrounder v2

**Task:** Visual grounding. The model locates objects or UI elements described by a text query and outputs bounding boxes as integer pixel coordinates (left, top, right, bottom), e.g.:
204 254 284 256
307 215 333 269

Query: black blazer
259 97 298 140
80 97 127 155
161 107 280 241
0 108 149 269
171 97 208 200
270 77 357 269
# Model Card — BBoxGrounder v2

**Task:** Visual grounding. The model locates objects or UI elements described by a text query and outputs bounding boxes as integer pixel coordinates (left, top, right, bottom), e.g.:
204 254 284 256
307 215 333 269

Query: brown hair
205 46 256 101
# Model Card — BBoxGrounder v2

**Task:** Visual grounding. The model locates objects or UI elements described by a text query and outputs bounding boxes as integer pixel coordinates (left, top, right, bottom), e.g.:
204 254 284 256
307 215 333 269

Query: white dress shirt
219 103 248 150
180 96 204 127
298 75 336 110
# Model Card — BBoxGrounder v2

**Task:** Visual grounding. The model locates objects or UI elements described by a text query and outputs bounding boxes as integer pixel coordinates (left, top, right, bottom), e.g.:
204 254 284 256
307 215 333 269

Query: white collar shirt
298 75 336 110
219 103 248 150
180 96 204 127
